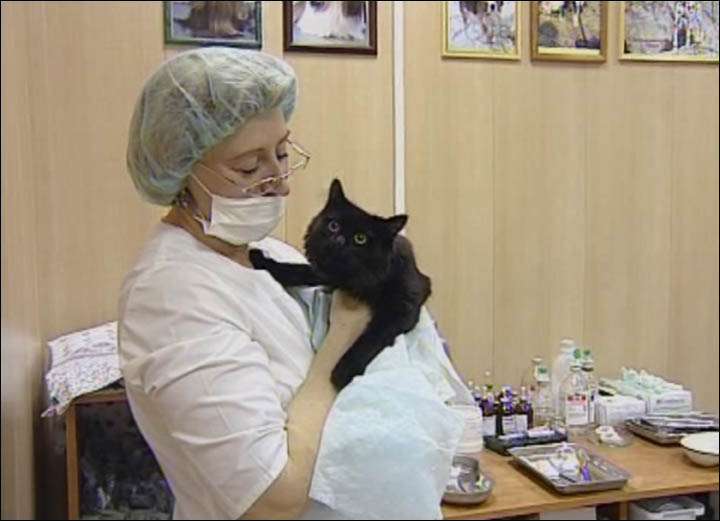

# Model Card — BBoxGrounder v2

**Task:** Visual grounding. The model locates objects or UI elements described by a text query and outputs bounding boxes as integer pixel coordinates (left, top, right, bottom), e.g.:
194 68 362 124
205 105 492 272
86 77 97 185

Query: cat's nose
333 235 346 246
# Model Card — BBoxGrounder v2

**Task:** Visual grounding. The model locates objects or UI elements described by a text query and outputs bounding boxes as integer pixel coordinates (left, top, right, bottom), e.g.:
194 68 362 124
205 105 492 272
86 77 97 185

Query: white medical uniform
118 222 314 520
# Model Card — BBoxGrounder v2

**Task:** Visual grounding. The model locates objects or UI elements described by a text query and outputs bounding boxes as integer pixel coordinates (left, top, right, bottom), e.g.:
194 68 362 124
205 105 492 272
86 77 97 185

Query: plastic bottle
581 348 598 429
552 338 577 423
560 351 590 440
532 365 553 427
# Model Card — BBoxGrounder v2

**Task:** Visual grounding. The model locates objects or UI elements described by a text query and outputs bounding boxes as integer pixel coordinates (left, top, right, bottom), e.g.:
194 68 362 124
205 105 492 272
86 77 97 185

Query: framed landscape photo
531 1 608 61
620 1 719 62
284 1 378 55
442 1 521 59
164 1 262 48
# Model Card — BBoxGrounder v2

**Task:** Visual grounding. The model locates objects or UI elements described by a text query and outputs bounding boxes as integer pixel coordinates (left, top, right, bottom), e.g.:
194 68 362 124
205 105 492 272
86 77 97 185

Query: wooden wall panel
405 1 495 384
1 5 42 518
493 62 586 387
583 62 674 379
405 0 718 408
25 1 165 340
1 2 395 517
2 2 719 518
2 2 166 517
667 67 720 414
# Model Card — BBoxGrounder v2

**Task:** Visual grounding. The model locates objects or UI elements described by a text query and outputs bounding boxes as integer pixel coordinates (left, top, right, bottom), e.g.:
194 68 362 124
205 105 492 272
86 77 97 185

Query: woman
120 47 370 520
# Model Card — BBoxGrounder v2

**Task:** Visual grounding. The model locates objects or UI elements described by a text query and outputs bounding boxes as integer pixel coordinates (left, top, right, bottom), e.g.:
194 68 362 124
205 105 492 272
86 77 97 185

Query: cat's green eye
353 233 368 245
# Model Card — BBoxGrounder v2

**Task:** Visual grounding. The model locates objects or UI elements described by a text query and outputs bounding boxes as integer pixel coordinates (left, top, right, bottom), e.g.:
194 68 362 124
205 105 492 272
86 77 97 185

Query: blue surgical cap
126 47 298 206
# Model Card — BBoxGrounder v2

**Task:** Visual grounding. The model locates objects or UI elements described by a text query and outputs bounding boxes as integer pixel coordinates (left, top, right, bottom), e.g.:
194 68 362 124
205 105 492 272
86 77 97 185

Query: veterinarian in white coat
120 47 371 520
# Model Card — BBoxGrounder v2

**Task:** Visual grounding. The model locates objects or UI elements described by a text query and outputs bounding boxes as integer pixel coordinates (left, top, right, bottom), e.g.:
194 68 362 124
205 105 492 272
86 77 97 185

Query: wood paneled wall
1 1 717 519
1 1 393 518
2 3 167 518
405 1 719 414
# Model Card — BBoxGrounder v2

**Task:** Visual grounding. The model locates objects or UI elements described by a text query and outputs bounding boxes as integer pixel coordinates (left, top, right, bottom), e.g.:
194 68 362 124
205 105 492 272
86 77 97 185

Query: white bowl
680 432 719 467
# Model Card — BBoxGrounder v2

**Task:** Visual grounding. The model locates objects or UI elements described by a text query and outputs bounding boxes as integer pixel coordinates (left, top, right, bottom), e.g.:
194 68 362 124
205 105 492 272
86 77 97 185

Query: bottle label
502 415 516 434
534 366 550 383
565 393 589 426
516 414 528 433
483 416 496 437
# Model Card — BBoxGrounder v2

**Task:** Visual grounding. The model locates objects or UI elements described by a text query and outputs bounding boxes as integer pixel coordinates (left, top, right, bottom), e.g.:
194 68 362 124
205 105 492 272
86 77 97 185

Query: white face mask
191 175 285 245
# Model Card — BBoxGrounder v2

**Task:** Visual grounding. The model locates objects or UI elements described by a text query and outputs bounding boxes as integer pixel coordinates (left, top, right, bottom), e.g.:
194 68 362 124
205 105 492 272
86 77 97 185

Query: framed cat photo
164 1 262 49
284 1 378 55
620 1 719 63
442 1 521 60
531 1 608 61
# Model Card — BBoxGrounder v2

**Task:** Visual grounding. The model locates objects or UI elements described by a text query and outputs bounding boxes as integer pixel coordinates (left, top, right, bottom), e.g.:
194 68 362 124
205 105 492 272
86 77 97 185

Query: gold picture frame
619 1 719 63
531 1 608 62
442 1 521 60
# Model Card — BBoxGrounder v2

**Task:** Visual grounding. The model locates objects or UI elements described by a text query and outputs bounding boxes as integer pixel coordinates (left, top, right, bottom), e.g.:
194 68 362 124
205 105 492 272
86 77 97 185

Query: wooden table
442 438 719 520
66 391 717 520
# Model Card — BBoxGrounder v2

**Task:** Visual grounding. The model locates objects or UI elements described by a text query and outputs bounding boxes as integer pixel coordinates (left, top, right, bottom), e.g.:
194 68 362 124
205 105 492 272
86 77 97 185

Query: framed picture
620 1 719 62
284 1 377 55
164 1 262 49
531 1 608 61
442 1 521 59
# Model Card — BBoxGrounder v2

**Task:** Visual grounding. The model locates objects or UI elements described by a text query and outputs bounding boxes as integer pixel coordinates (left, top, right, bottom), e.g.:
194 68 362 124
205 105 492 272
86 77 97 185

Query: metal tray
442 455 494 505
508 443 631 495
625 420 686 445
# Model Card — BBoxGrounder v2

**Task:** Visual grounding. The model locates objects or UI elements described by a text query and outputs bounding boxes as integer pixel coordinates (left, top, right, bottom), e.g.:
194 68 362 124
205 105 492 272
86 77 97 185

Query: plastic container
452 405 484 454
552 338 577 423
628 496 705 520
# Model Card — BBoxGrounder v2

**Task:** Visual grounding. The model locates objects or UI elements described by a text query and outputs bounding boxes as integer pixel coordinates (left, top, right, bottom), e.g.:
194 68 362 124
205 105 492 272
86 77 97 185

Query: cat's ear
328 178 346 203
385 214 408 236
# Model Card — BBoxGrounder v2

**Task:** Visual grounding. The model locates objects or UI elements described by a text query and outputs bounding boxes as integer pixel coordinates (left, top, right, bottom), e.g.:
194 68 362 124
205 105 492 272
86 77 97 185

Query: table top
442 437 719 520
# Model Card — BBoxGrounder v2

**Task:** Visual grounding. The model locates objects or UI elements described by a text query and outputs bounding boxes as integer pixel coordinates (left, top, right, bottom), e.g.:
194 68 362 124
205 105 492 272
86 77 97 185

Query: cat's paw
249 248 272 270
331 362 358 391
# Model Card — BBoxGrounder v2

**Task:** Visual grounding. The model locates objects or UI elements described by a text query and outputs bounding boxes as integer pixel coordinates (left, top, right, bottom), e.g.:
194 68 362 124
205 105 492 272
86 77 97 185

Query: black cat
249 179 431 390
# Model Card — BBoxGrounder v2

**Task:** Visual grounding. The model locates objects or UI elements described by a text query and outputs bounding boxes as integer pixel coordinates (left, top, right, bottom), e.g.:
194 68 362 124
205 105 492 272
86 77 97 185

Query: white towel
289 288 473 520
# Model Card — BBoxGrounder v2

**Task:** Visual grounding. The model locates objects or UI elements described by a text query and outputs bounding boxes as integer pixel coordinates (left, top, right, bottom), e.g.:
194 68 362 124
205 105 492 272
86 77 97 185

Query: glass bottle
481 390 497 437
515 386 533 433
498 396 516 435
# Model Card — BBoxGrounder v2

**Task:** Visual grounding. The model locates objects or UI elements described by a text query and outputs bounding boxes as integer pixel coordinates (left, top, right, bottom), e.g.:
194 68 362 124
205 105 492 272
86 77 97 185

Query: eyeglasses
195 139 311 197
241 139 311 196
